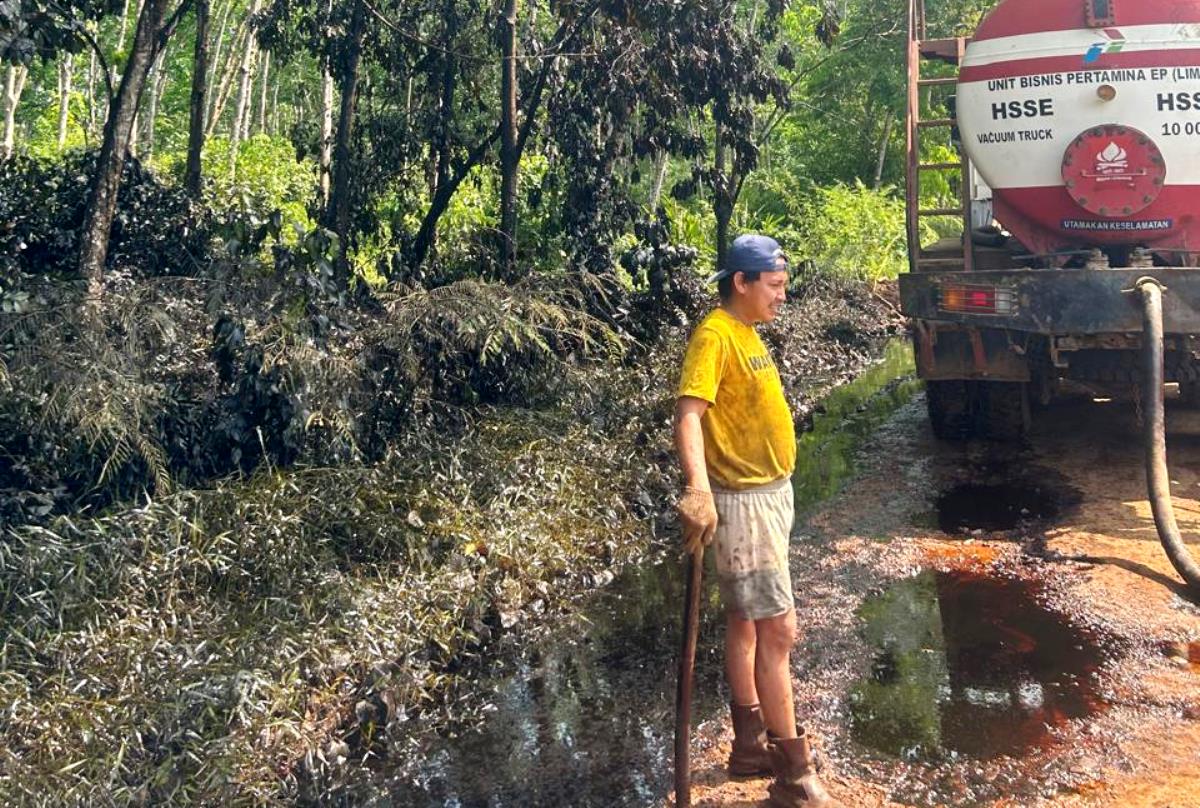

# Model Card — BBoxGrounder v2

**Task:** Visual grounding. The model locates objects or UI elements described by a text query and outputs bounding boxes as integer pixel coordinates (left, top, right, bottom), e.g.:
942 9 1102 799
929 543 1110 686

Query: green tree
78 0 192 299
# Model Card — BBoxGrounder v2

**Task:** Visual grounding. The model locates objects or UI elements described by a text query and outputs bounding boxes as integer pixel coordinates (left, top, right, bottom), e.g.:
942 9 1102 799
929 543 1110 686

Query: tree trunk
79 0 173 299
185 0 210 196
399 74 413 175
256 48 270 134
325 0 367 288
144 48 169 159
713 124 733 272
57 55 74 149
648 149 669 212
408 130 499 270
2 65 28 159
229 0 262 175
118 0 133 47
318 65 335 206
112 0 145 99
206 22 248 136
314 0 335 207
86 47 98 140
232 48 255 142
424 0 459 257
873 109 896 190
407 13 570 272
204 0 234 114
498 0 519 277
404 74 413 131
128 113 141 157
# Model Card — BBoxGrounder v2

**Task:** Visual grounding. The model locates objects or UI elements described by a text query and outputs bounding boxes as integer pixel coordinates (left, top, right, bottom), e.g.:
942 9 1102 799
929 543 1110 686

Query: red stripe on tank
959 50 1200 84
972 0 1200 41
986 186 1200 257
988 185 1200 248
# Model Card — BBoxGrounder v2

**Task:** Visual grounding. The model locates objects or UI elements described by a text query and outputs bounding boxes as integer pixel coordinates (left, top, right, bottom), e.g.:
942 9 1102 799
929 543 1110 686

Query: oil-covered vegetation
1 0 987 802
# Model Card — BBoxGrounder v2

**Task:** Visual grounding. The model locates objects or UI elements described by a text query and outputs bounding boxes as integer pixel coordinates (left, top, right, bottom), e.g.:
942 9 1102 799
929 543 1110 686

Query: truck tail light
938 283 1017 315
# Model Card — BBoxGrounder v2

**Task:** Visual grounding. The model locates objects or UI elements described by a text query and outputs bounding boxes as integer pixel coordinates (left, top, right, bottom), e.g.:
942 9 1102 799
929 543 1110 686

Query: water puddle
935 482 1061 533
849 570 1112 762
794 339 920 512
343 556 727 807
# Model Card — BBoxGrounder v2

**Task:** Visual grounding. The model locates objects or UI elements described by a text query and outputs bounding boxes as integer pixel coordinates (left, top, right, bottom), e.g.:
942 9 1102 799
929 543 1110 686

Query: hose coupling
1125 276 1167 295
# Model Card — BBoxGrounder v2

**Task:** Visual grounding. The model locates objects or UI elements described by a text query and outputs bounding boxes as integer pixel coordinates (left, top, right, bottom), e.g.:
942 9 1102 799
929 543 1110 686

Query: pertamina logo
1094 142 1129 179
1085 29 1125 63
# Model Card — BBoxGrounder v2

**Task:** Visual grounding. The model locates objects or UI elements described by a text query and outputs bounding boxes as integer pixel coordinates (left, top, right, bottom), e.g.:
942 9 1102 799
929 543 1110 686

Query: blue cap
707 234 788 283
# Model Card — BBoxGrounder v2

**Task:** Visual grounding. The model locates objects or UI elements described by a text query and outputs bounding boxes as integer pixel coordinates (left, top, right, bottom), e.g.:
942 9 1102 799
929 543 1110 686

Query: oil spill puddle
849 569 1112 762
934 482 1060 533
914 458 1083 538
337 557 727 807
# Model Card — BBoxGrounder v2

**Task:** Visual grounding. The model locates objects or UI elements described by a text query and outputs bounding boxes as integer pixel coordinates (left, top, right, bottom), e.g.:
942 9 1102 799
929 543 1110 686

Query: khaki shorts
712 477 795 621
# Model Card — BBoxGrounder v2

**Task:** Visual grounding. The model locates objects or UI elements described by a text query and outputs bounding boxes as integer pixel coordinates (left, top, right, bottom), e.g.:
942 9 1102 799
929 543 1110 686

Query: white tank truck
898 0 1200 591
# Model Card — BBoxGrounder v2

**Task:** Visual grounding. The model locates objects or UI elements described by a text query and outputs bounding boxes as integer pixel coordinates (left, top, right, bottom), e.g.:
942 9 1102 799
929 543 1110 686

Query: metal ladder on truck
906 0 976 274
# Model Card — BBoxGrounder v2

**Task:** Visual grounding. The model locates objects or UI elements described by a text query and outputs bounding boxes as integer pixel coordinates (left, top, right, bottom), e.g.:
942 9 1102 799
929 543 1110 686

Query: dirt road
678 391 1200 808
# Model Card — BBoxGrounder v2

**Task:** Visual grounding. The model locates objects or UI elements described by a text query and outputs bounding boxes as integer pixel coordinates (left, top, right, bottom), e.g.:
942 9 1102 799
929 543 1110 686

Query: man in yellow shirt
674 235 832 808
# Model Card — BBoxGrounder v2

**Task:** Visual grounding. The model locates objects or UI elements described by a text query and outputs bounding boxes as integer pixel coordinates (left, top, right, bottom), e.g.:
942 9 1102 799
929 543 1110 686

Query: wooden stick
674 546 704 807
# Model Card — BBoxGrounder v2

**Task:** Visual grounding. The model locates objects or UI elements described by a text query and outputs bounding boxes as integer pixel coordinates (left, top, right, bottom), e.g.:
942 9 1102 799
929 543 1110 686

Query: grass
0 403 672 805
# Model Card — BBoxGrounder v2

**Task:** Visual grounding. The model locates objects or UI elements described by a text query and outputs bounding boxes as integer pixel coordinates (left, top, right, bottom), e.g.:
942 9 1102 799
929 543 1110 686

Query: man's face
736 269 789 323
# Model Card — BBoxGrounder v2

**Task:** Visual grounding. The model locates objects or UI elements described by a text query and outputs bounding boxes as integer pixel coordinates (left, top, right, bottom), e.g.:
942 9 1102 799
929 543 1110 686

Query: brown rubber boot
767 730 834 807
727 702 773 777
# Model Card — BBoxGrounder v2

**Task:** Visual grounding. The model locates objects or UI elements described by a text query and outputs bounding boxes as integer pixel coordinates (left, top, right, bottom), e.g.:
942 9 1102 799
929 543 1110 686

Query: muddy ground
677 391 1200 808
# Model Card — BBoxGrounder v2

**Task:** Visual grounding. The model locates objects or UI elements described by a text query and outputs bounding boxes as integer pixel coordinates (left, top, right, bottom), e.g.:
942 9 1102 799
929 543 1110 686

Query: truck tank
955 0 1200 259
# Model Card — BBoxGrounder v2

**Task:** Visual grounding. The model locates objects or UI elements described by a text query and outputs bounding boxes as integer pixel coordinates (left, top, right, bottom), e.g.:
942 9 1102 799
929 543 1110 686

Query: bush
0 151 212 305
0 253 626 524
796 181 933 283
196 135 318 243
371 273 623 411
617 214 710 345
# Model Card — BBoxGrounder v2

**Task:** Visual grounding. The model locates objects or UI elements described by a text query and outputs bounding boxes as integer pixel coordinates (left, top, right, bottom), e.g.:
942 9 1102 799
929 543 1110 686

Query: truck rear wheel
926 380 1029 441
926 380 974 440
974 381 1029 441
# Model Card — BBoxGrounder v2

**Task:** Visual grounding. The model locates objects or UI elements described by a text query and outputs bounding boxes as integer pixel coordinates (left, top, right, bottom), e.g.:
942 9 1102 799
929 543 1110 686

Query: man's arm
674 396 711 491
674 396 718 553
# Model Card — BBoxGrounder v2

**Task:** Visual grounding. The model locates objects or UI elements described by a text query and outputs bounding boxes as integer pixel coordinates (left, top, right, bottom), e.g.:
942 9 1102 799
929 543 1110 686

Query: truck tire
975 381 1029 441
926 380 974 440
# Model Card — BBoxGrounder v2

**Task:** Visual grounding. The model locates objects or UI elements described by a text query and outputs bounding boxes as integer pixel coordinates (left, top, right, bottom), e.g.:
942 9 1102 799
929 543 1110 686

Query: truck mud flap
913 322 1030 382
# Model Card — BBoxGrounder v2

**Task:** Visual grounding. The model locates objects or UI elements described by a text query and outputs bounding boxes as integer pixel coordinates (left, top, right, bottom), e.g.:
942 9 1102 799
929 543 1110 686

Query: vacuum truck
898 0 1200 590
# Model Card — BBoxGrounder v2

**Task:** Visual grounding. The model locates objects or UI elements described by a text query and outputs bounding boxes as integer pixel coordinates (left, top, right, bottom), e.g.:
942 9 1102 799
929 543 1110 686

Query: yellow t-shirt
677 308 796 489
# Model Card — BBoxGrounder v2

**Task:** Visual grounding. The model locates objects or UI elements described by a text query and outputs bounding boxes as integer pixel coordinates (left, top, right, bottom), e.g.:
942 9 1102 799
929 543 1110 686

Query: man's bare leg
726 612 759 707
754 609 798 738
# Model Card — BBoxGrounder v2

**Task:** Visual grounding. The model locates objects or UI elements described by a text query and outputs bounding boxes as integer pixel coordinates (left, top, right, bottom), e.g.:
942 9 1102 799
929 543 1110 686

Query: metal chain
1133 381 1143 428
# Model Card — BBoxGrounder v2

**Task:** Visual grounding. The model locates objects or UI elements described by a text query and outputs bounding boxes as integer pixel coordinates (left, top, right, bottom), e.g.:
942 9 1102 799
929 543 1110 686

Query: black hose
1136 278 1200 591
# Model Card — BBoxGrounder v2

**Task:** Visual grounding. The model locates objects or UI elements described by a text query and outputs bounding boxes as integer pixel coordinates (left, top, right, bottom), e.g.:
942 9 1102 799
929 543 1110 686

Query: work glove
677 486 718 556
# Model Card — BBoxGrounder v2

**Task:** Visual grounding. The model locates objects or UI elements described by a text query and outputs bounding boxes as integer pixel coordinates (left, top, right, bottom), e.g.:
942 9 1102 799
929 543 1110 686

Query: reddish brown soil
669 393 1200 808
